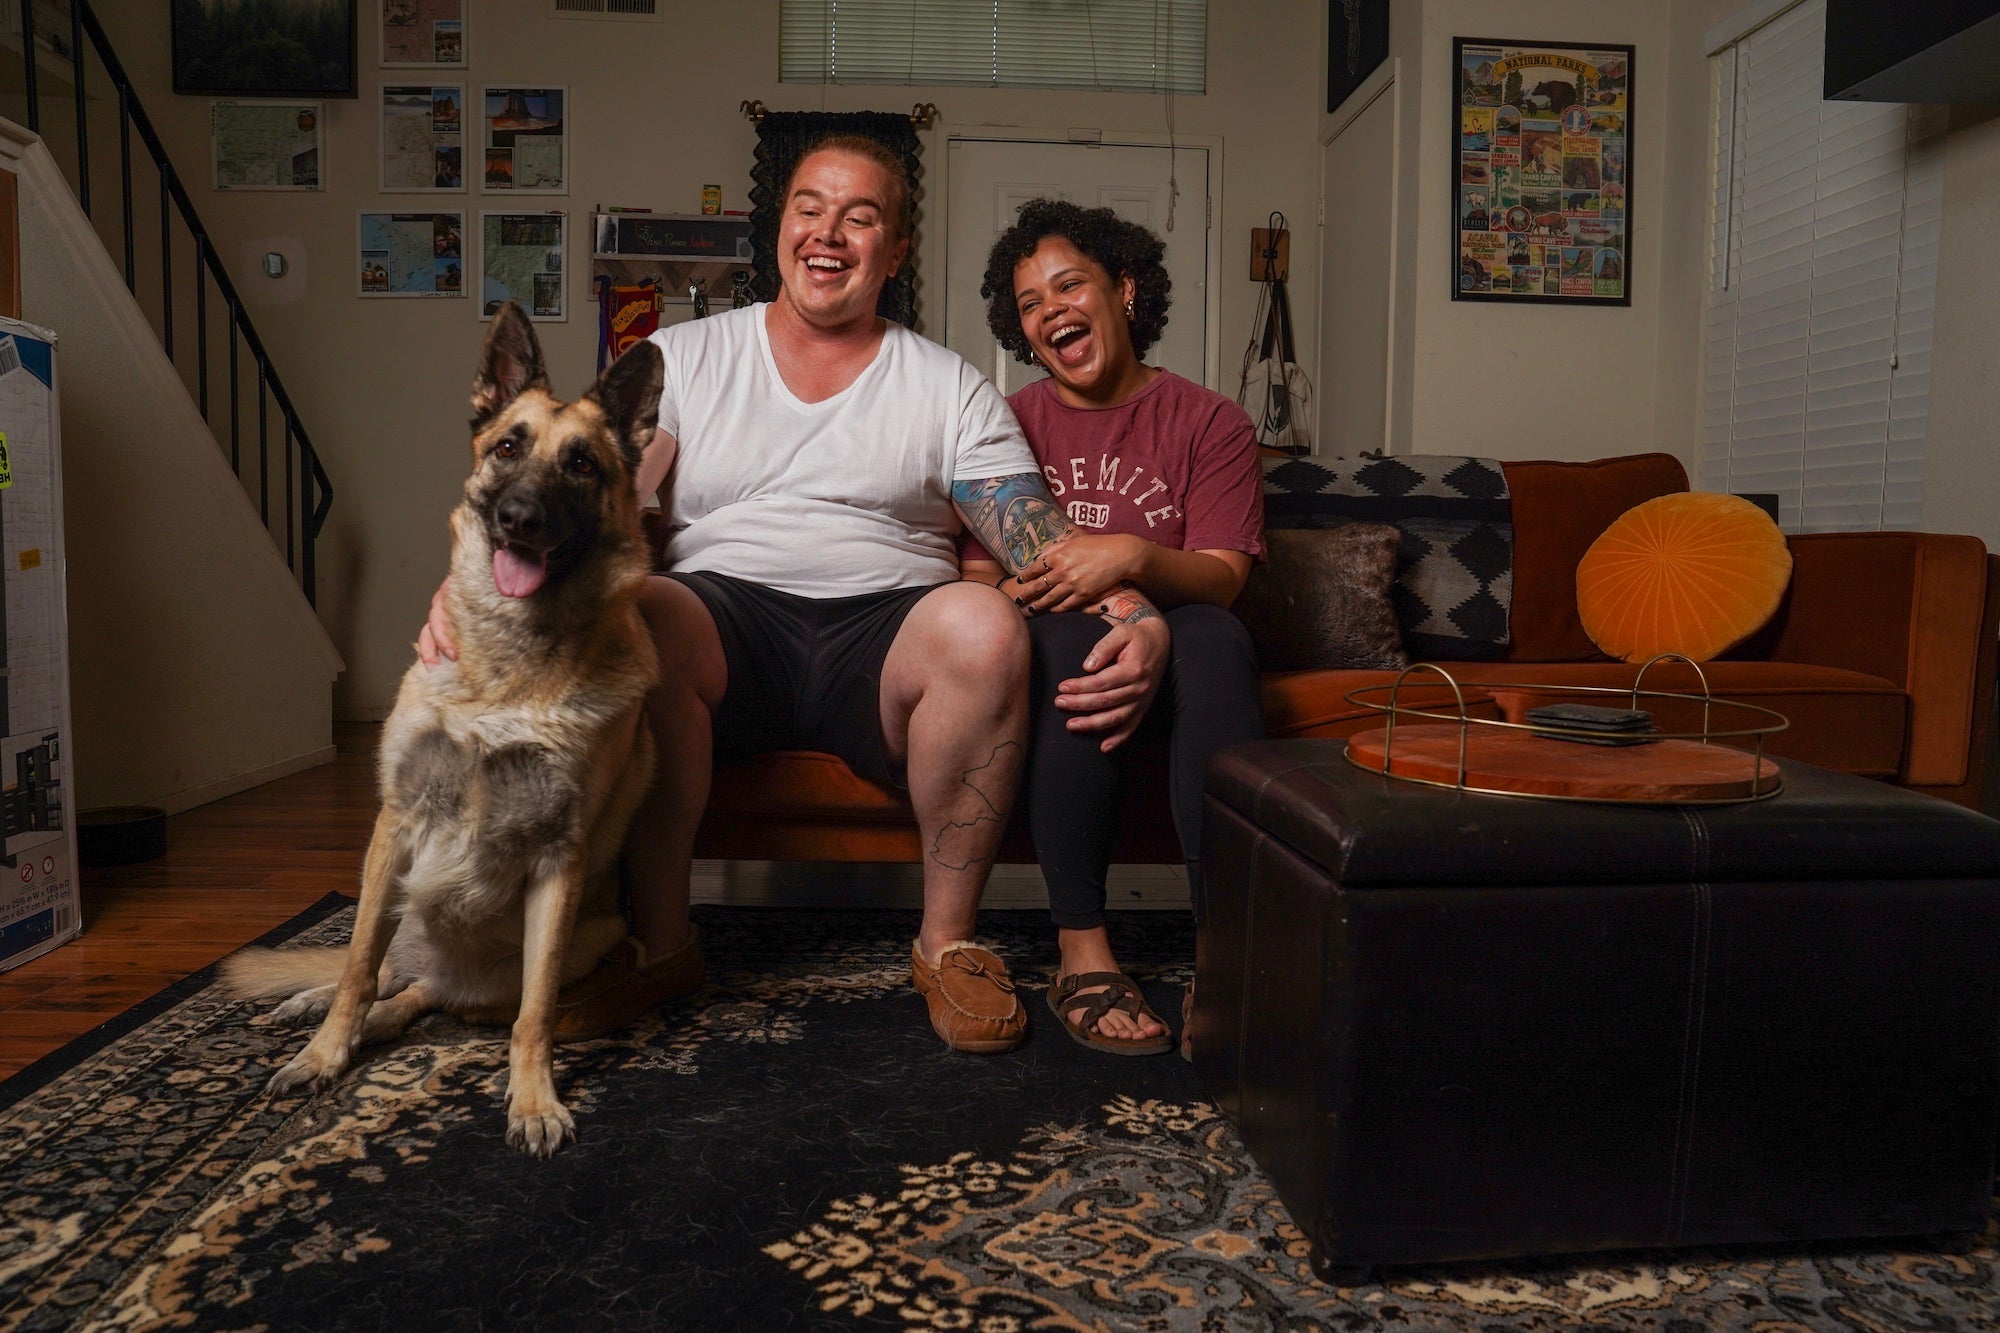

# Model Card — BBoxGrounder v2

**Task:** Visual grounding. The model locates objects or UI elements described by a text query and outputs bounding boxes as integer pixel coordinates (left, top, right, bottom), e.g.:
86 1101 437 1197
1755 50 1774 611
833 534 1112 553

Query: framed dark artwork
173 0 359 99
1327 0 1390 114
1451 37 1633 307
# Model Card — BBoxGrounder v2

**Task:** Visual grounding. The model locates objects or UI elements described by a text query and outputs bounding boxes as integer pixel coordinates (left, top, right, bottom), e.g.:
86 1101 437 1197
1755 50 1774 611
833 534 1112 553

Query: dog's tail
218 947 349 999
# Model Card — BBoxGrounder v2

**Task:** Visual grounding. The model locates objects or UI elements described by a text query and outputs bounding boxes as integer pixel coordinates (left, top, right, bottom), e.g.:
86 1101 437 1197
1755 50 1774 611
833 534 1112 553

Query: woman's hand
1053 613 1170 752
1004 533 1148 615
416 576 456 667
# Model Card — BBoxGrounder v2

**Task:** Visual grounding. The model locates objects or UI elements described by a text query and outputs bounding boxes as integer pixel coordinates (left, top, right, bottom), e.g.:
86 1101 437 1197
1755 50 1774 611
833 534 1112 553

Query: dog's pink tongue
492 546 548 598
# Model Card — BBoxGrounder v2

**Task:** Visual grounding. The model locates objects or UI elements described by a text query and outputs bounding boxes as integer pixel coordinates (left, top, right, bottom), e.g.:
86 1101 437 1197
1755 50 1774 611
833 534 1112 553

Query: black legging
1025 603 1264 930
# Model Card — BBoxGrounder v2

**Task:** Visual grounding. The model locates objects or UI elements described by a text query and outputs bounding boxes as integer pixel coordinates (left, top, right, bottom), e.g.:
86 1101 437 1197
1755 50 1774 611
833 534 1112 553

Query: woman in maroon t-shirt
964 199 1265 1057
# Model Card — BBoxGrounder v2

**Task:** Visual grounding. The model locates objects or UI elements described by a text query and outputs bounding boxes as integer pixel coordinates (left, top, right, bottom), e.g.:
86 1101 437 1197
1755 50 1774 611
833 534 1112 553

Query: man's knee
638 576 726 707
908 583 1030 688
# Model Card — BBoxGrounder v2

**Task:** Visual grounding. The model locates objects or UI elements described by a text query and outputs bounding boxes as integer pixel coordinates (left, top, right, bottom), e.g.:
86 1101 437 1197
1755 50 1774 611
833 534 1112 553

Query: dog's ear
470 302 550 431
586 339 664 473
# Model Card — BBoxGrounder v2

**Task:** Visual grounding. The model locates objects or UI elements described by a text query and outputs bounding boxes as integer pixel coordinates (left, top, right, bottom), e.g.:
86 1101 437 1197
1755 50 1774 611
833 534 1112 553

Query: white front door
943 137 1211 397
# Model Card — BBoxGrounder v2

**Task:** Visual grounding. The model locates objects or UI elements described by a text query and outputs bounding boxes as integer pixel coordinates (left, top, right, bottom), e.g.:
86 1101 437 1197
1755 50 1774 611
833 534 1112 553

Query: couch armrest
1737 533 1996 788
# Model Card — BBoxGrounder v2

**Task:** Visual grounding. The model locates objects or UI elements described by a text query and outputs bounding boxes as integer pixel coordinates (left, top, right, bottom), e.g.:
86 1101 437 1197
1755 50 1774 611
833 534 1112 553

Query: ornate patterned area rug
4 895 1997 1331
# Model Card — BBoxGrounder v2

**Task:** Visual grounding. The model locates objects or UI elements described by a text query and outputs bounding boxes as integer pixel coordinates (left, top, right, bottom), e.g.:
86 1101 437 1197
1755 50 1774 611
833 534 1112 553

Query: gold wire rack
1341 654 1790 804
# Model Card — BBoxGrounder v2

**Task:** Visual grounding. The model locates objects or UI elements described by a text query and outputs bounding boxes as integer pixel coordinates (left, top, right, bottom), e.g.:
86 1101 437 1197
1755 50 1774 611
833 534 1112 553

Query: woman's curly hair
980 198 1172 366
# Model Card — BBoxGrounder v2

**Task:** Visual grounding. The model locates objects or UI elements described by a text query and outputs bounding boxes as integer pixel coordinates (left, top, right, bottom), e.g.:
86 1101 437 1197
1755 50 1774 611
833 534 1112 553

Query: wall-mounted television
1825 0 2000 103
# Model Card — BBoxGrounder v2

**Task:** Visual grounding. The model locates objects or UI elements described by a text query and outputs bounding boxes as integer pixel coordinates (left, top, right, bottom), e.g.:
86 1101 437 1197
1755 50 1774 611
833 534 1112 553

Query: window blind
779 0 1206 94
1701 0 1943 532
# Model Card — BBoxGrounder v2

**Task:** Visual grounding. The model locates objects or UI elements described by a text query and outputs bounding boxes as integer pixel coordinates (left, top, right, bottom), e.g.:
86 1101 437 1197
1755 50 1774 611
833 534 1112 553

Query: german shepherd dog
223 302 662 1156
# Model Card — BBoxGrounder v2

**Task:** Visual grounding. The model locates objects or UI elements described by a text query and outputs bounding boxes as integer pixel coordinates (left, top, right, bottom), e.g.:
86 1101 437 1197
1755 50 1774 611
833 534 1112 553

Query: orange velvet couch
686 453 2000 865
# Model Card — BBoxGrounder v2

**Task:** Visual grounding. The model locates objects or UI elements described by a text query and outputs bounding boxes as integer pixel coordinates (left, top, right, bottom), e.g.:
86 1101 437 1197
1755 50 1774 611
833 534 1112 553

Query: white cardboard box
0 316 80 973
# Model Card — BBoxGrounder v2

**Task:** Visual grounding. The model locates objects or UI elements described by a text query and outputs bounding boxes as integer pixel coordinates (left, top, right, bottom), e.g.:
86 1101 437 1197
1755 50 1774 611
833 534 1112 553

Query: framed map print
380 0 464 67
1452 37 1633 306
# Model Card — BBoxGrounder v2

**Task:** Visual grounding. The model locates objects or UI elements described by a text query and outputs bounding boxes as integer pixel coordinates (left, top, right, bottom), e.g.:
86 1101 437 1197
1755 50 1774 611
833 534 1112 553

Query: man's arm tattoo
928 741 1019 872
951 472 1075 573
951 472 1161 624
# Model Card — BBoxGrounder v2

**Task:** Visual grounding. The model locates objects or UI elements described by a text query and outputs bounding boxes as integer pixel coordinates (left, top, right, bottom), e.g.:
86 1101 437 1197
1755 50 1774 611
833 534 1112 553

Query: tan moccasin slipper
910 940 1027 1054
552 926 705 1043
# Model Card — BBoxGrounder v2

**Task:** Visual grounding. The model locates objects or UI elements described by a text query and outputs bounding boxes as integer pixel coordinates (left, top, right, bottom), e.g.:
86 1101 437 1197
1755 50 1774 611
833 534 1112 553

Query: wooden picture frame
1451 36 1633 307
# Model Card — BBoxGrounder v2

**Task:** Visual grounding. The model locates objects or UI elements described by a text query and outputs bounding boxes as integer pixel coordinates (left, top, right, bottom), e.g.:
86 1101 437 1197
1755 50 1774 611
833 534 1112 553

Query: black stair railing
12 0 332 607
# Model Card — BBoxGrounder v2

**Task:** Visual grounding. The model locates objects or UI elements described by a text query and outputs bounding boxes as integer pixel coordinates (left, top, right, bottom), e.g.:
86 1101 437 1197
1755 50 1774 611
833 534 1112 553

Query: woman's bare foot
1056 925 1169 1043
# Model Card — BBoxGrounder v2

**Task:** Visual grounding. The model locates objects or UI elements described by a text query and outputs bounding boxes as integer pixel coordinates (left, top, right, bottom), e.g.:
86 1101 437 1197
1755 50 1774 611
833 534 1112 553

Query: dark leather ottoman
1194 740 2000 1275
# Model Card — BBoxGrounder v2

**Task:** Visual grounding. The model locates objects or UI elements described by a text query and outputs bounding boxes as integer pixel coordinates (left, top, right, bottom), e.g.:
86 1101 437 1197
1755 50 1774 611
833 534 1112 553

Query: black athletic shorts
667 570 948 788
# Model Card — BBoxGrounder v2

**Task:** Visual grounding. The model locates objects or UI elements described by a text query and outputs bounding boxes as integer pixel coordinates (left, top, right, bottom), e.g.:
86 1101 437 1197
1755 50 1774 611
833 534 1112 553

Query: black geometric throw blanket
1264 454 1513 660
6 896 1999 1331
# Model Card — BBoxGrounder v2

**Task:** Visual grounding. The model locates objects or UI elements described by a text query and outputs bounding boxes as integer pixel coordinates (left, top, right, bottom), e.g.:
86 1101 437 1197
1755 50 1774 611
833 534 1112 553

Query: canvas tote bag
1236 268 1315 455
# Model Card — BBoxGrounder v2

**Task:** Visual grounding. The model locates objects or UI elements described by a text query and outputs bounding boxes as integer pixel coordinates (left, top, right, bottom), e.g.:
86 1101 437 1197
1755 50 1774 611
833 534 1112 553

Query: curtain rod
739 99 939 129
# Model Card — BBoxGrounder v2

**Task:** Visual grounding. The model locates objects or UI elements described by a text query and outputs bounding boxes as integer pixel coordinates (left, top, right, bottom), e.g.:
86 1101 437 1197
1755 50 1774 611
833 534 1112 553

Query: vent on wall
549 0 661 18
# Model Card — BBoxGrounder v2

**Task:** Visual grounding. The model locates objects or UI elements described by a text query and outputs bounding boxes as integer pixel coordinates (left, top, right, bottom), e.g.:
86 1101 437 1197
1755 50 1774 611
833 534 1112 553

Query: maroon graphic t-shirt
961 370 1265 564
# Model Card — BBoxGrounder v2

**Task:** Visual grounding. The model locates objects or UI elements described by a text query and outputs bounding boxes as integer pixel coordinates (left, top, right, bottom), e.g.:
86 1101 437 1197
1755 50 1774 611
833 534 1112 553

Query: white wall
85 0 1324 718
1 125 339 812
1407 1 1684 464
1315 0 1707 467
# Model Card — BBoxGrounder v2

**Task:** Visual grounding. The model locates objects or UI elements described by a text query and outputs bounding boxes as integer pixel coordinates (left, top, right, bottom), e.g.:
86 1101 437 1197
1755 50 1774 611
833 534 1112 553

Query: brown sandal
1046 971 1175 1056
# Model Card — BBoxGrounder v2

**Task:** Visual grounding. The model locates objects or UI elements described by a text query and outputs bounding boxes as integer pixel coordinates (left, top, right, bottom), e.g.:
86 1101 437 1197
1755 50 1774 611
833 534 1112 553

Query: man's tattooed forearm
1094 583 1162 624
951 473 1077 573
952 471 1165 629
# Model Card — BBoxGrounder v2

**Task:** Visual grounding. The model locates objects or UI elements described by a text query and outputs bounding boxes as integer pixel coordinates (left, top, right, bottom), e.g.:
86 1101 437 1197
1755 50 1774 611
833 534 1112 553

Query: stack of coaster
1525 702 1658 746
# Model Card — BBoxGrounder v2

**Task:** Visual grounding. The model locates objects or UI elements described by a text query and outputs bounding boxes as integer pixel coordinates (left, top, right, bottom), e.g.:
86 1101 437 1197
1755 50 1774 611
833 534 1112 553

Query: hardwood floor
0 724 378 1081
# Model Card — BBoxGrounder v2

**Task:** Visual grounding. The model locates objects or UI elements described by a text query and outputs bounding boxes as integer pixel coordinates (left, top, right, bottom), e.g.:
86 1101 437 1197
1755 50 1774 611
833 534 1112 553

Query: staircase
5 0 331 603
0 0 342 813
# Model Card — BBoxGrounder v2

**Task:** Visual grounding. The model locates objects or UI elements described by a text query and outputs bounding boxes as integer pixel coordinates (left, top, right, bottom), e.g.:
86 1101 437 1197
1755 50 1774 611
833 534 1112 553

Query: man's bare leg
624 576 726 955
879 582 1030 957
551 576 722 1040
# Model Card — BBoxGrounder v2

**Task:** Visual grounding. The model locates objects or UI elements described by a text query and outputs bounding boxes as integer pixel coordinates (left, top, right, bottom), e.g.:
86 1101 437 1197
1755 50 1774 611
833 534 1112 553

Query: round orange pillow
1576 492 1793 663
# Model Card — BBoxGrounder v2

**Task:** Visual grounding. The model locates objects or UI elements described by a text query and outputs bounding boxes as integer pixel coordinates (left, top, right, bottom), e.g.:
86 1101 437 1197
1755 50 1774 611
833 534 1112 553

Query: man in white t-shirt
425 138 1169 1054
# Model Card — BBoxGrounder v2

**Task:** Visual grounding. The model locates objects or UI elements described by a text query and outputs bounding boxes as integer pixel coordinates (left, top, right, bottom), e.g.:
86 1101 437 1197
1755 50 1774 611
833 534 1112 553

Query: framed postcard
174 0 358 98
380 0 464 68
1328 0 1389 115
211 100 323 191
478 211 566 322
357 211 465 297
380 83 465 192
482 86 567 194
1452 37 1632 306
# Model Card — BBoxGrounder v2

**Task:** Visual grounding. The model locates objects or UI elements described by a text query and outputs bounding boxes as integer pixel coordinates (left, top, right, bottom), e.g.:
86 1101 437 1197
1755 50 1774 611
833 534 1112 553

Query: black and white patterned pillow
1262 455 1513 661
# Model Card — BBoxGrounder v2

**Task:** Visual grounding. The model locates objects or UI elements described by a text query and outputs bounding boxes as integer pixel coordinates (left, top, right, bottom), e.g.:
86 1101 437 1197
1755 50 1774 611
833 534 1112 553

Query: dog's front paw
505 1099 576 1157
266 1044 349 1097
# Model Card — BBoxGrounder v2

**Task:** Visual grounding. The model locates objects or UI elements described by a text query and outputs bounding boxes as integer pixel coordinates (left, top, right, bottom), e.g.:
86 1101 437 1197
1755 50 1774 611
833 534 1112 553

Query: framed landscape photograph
481 86 567 194
1451 37 1633 306
174 0 359 99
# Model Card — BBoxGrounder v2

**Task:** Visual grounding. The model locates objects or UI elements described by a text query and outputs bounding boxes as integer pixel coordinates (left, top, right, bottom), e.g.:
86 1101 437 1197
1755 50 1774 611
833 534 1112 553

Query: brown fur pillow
1233 523 1410 671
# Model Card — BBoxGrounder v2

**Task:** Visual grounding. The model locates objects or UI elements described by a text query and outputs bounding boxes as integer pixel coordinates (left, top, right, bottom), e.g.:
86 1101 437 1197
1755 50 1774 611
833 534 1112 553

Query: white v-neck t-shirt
646 304 1036 598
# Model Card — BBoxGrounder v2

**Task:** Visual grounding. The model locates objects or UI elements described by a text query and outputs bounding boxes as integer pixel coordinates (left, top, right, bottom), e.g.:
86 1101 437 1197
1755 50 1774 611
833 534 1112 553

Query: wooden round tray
1346 723 1782 803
